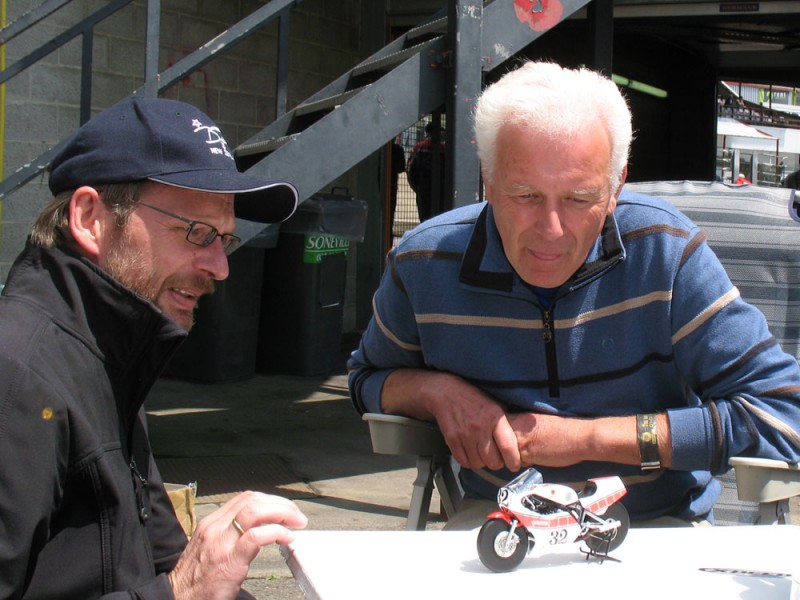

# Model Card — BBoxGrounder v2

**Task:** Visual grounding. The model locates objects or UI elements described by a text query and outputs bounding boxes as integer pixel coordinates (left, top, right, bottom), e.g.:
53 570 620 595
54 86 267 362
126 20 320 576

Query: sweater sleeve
667 234 800 473
348 250 426 414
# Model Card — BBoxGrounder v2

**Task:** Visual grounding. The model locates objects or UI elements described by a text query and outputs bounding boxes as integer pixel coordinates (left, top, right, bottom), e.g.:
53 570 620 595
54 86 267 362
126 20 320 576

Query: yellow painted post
0 0 6 234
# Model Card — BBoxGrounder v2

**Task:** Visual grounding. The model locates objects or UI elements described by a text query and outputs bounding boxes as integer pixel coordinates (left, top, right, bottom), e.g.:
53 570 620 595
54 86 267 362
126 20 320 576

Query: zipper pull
542 309 553 343
129 459 150 522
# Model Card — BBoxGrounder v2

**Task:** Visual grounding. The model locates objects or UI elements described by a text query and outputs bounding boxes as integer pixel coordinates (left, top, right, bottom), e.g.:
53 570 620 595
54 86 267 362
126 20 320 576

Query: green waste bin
165 223 281 382
257 188 368 376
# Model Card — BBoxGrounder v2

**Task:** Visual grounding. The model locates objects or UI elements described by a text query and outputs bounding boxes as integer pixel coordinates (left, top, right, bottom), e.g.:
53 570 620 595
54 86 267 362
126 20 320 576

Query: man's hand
382 370 521 471
432 379 520 471
383 371 673 472
168 491 308 600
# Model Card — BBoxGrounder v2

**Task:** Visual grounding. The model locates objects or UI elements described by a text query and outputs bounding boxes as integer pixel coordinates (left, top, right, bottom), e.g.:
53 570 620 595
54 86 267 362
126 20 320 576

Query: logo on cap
192 118 233 160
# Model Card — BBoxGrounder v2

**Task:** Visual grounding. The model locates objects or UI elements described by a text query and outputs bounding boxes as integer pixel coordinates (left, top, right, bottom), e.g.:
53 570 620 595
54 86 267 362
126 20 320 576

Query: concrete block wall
1 0 363 335
1 0 361 280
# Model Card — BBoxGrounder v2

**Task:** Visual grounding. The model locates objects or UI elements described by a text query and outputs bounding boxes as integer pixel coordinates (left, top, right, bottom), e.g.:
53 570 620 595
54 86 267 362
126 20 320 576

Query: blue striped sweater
348 191 800 520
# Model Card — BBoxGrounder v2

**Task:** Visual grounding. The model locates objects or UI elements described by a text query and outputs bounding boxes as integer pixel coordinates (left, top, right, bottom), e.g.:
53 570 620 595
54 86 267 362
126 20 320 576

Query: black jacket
0 242 188 599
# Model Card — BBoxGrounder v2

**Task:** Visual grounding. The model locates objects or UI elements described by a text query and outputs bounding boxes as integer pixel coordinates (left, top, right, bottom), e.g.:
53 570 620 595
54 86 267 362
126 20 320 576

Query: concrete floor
146 368 446 599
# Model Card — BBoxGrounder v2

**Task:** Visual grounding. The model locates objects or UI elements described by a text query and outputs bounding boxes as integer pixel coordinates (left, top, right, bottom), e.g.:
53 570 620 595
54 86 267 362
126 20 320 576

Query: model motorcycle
477 467 629 572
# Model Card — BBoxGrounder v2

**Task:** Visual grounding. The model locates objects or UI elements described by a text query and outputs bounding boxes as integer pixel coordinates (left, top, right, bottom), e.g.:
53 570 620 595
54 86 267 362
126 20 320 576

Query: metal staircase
234 0 596 220
0 0 299 205
0 0 601 244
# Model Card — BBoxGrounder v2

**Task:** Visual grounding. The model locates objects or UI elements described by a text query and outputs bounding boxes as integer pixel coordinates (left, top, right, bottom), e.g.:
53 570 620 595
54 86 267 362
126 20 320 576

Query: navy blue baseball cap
48 96 298 223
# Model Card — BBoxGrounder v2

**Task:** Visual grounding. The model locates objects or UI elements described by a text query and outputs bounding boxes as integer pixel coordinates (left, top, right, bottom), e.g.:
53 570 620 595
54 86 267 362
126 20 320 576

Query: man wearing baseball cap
0 96 307 599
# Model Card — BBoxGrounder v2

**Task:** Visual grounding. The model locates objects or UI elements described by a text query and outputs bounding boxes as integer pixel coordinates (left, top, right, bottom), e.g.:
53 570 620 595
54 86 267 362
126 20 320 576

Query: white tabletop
282 526 798 600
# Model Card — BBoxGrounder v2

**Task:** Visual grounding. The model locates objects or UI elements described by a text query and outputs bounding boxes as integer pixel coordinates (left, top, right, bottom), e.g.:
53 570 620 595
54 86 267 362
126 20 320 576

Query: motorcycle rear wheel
585 502 630 553
477 518 530 572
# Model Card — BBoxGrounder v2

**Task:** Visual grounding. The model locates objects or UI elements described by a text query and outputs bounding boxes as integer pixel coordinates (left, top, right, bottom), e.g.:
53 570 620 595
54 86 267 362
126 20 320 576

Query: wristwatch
637 413 661 470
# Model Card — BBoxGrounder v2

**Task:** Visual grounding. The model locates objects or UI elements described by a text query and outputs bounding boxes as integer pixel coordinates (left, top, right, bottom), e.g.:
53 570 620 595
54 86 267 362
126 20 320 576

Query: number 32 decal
549 529 569 544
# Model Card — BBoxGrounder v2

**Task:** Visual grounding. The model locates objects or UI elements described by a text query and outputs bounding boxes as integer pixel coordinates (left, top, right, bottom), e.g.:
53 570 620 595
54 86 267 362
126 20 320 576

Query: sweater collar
459 203 625 293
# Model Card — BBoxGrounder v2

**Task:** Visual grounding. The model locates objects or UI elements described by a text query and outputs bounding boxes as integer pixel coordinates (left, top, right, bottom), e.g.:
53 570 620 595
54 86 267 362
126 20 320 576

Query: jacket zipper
129 458 150 523
541 308 560 397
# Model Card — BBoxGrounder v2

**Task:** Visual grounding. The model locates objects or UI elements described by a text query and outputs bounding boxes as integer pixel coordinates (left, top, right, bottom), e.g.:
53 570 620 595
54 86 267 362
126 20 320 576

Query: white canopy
717 117 777 140
718 117 780 155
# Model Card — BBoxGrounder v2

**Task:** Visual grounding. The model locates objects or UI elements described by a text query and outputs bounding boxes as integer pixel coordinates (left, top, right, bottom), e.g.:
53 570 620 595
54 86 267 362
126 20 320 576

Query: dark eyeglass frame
137 202 241 255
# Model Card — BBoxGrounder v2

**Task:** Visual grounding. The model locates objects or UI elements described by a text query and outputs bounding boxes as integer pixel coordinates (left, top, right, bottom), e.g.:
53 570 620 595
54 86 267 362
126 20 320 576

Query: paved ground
146 357 798 599
146 365 446 599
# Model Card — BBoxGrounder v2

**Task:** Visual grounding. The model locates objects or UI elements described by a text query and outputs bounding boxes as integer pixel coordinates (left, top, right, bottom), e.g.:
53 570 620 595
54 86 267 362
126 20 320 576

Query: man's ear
482 171 494 206
614 164 628 197
68 186 111 260
608 164 629 214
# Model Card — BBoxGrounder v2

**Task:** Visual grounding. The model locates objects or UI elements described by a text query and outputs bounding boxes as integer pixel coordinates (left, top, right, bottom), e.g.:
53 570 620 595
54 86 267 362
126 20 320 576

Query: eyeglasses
137 202 241 255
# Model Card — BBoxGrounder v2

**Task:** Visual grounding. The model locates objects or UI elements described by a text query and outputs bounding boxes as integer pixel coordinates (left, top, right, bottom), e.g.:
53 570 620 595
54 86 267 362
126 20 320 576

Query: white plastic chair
363 413 461 530
729 457 800 524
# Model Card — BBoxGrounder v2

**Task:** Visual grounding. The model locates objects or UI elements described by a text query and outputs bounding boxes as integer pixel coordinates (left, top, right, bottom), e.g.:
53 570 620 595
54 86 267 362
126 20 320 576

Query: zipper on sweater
541 308 560 398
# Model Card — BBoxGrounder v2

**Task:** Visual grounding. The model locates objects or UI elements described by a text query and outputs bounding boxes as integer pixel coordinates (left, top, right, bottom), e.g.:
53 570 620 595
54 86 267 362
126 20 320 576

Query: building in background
718 81 800 187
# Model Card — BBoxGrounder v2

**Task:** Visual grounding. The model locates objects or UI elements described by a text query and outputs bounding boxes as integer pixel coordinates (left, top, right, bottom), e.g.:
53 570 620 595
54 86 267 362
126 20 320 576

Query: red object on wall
514 0 564 32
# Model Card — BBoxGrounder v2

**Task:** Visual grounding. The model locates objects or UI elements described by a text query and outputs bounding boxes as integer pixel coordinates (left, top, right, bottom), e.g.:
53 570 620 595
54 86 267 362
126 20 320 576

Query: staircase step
294 87 365 117
236 133 299 157
352 38 443 79
406 16 447 42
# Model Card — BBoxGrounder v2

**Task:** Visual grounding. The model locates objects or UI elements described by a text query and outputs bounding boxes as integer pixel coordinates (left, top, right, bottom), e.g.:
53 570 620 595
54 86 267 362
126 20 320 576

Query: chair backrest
625 181 800 525
625 181 800 362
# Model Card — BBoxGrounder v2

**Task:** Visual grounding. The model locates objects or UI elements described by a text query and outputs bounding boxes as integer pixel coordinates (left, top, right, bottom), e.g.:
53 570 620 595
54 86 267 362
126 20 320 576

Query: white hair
473 61 633 189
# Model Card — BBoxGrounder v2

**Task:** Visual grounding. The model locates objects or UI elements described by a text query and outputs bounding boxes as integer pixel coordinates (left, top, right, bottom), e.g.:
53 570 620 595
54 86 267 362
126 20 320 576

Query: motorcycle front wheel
476 518 530 573
585 502 630 553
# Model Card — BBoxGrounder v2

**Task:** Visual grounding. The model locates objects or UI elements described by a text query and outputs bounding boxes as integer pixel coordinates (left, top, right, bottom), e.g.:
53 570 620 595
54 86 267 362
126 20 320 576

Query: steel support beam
143 0 161 98
275 9 291 118
589 0 614 76
446 0 483 209
80 31 93 124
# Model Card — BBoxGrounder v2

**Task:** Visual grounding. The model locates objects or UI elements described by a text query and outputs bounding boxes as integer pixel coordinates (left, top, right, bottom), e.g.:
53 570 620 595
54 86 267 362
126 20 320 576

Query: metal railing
1 0 139 126
719 103 800 130
0 0 301 199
